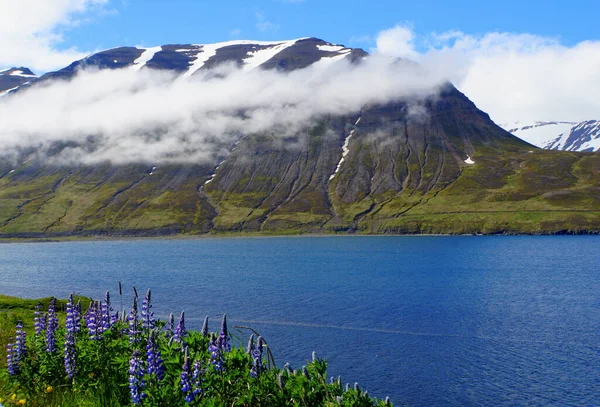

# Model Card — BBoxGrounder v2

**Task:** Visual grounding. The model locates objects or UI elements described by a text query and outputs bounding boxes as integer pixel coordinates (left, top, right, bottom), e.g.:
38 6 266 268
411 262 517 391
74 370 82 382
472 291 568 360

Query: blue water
0 236 599 406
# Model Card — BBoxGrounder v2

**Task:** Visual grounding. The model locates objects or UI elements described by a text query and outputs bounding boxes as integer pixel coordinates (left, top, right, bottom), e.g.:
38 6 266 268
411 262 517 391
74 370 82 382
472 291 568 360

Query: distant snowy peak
502 120 600 152
546 120 600 152
0 67 37 95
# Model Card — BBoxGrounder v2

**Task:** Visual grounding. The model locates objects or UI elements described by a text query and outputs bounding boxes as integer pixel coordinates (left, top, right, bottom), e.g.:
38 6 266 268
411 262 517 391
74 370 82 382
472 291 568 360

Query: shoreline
0 229 599 244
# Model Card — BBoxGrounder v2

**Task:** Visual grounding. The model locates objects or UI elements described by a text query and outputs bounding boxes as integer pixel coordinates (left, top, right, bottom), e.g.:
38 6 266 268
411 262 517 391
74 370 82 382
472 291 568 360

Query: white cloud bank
375 26 600 124
0 0 109 73
0 58 447 164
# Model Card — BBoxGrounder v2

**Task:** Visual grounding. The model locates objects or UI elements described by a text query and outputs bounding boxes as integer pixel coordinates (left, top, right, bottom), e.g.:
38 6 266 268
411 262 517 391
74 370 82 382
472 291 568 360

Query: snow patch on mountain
131 46 163 71
502 121 576 148
546 120 600 152
242 40 299 71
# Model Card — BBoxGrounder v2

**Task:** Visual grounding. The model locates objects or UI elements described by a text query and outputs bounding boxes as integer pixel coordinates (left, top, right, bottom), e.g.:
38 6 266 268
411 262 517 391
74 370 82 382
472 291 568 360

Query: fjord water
1 236 599 406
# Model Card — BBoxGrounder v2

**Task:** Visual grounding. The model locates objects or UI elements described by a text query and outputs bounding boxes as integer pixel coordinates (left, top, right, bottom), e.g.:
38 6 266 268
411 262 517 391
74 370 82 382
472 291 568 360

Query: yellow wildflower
89 372 95 378
18 399 26 405
46 386 54 393
11 394 16 400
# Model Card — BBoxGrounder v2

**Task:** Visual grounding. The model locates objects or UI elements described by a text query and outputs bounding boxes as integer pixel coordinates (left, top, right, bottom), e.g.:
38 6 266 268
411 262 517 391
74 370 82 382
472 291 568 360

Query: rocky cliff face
0 39 599 237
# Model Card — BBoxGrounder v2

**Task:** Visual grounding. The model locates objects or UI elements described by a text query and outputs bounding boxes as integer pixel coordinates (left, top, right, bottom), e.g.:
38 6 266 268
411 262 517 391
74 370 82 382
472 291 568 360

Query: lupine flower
217 314 230 352
128 297 141 344
173 311 187 344
192 360 204 398
180 352 195 403
6 339 17 375
201 316 209 337
15 321 27 361
128 350 147 405
250 336 263 378
74 300 82 333
146 332 164 381
165 313 174 338
141 289 155 331
208 333 224 372
84 301 100 340
100 291 113 332
247 334 255 356
64 294 78 379
33 302 46 336
46 299 59 353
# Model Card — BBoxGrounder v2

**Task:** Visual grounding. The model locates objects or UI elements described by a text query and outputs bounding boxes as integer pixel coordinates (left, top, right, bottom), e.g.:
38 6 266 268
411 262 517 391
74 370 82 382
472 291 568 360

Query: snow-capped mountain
0 67 37 95
1 38 365 96
503 121 600 152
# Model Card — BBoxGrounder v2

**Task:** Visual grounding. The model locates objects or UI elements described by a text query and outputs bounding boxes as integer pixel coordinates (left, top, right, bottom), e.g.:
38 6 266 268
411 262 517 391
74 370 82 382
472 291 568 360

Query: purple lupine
46 298 59 353
217 314 230 352
141 289 155 331
6 339 18 376
64 294 78 379
84 301 100 340
15 320 27 360
100 291 113 332
165 313 175 338
128 350 147 405
173 311 187 344
128 297 141 344
208 333 224 372
247 334 255 356
192 360 204 398
146 332 164 381
74 300 82 333
250 336 263 378
201 316 209 337
33 302 46 336
180 352 195 403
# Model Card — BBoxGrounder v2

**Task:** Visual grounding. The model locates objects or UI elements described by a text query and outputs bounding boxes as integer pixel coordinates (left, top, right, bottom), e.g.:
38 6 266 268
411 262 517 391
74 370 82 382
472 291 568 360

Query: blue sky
1 0 600 124
63 0 597 51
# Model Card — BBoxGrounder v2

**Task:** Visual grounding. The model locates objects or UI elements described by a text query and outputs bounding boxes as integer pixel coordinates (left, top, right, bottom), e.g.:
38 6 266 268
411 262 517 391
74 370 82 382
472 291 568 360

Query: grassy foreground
0 291 391 407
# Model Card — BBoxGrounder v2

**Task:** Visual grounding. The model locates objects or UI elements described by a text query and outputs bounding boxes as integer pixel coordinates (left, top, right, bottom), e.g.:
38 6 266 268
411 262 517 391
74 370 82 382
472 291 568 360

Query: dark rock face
0 67 36 93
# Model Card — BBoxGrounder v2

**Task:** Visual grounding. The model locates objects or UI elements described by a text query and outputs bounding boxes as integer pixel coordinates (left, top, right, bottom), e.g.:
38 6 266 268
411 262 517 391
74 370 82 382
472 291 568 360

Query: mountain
504 120 600 152
0 39 599 237
0 67 37 95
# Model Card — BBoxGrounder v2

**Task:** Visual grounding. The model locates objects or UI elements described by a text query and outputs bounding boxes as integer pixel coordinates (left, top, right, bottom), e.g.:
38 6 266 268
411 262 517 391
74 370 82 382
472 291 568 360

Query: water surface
1 236 598 406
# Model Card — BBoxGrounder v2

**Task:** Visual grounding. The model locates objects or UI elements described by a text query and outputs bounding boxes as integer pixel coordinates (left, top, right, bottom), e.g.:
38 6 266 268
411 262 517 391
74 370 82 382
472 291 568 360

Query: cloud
0 0 111 73
255 11 280 33
373 25 600 123
0 56 447 165
230 28 242 37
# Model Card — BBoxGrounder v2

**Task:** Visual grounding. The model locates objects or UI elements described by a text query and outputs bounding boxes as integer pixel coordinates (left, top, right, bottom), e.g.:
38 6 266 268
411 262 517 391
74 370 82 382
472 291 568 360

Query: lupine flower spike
250 336 263 377
146 331 164 381
141 289 155 331
64 294 78 379
46 298 59 353
33 302 45 336
84 301 100 340
201 316 209 337
217 314 230 352
100 291 113 332
208 333 224 372
128 297 140 344
128 349 147 405
173 311 187 344
180 349 195 403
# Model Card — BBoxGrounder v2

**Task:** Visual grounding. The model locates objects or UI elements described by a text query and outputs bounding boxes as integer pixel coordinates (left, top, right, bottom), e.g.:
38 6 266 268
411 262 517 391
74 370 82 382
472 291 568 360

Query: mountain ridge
0 38 599 237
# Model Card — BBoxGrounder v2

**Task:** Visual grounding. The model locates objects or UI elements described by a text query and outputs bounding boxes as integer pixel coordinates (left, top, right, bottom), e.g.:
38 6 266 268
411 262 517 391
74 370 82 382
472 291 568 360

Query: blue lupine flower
100 291 113 332
208 333 224 372
173 311 187 344
180 352 195 403
64 294 77 379
141 289 155 331
201 316 209 337
146 332 164 381
33 302 46 336
192 360 204 398
165 313 174 338
6 339 17 376
128 297 141 344
250 336 263 378
217 314 230 352
84 301 100 340
128 350 147 405
247 334 255 356
46 298 59 353
15 320 27 360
